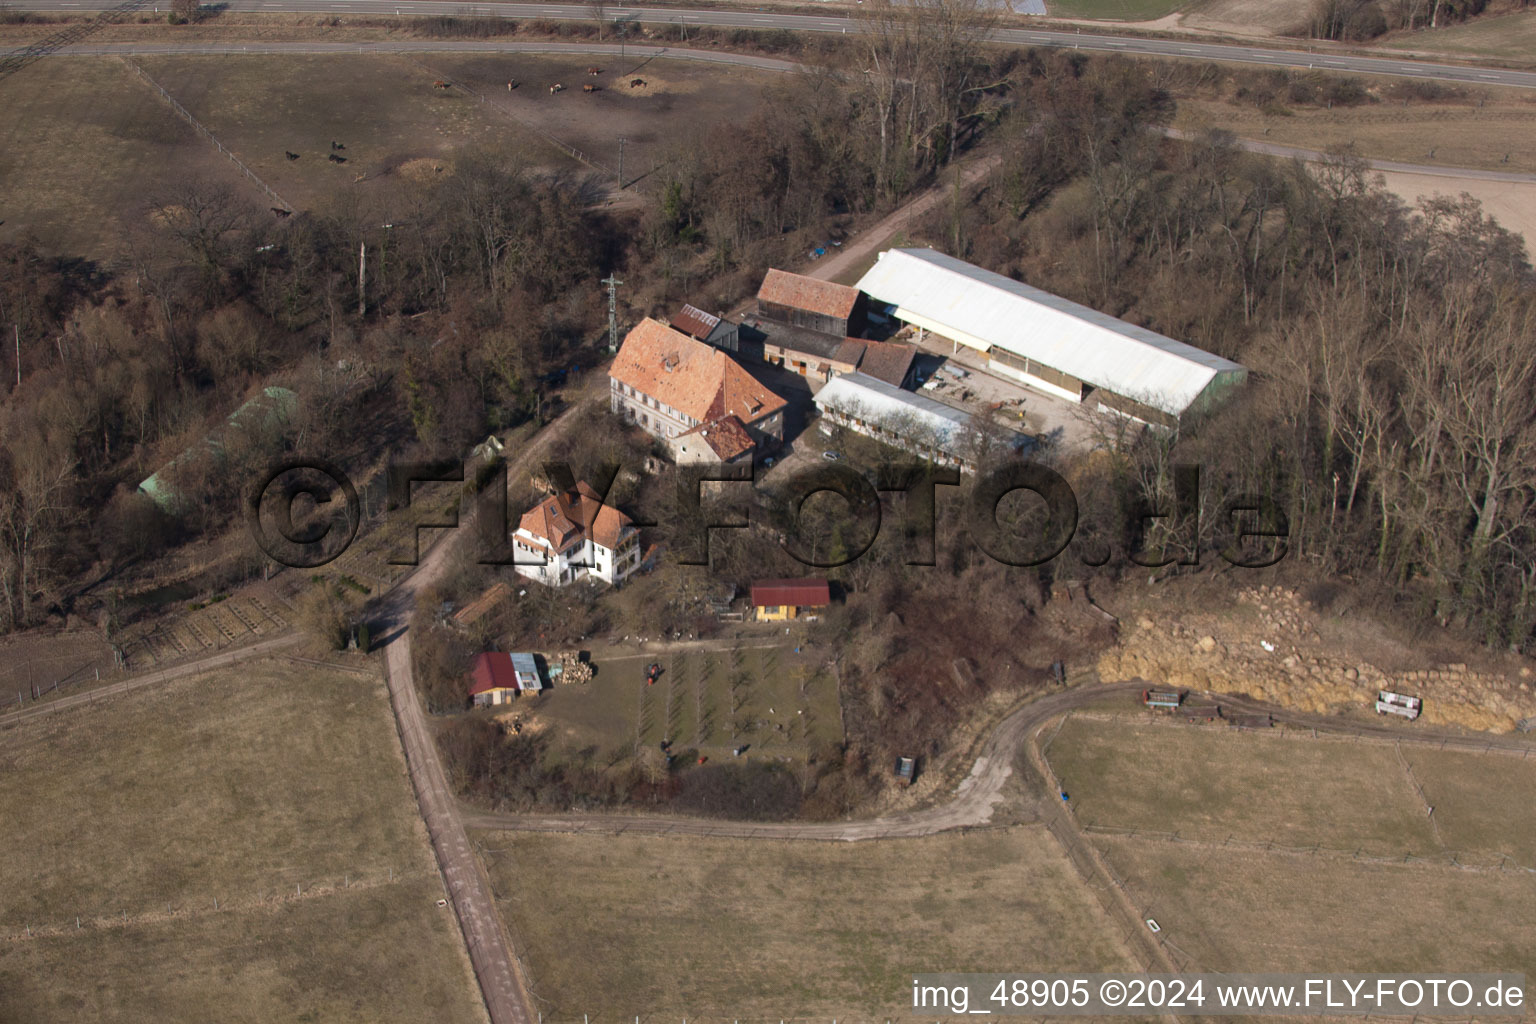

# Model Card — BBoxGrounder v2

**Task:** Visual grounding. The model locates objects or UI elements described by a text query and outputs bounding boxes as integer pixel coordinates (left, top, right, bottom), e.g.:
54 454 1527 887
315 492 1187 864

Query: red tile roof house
468 652 542 707
750 578 831 622
512 481 641 587
609 318 787 458
672 414 756 466
756 268 866 337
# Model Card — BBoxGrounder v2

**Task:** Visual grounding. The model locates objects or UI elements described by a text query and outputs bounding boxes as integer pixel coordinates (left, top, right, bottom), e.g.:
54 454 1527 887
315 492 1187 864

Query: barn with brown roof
610 318 786 452
756 269 865 337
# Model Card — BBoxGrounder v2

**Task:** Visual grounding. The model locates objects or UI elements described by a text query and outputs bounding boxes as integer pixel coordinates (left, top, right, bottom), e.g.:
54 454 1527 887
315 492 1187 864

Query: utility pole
617 136 626 189
13 324 19 389
358 242 367 317
601 274 624 354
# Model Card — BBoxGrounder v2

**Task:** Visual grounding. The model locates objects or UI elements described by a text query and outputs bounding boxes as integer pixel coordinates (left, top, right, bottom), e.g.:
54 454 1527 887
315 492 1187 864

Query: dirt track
461 680 1536 841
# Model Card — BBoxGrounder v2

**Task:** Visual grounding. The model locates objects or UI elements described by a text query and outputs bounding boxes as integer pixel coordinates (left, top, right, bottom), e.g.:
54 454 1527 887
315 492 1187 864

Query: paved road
8 0 1536 89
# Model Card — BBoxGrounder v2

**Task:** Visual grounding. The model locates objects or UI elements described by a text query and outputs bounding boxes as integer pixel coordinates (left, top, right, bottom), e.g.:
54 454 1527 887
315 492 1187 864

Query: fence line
511 1016 1493 1024
0 866 434 944
1080 823 1536 874
1073 708 1536 759
120 57 294 212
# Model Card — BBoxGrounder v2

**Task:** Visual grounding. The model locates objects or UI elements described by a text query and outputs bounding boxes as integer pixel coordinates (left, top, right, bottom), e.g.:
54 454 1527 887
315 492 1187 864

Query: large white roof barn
854 248 1247 426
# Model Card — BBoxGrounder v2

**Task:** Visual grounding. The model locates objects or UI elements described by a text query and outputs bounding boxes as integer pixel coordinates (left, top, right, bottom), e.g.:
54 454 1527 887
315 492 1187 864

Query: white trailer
1375 689 1421 720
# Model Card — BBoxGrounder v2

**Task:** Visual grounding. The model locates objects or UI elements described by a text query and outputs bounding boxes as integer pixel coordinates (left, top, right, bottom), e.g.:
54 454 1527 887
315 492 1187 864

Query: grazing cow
432 80 450 90
328 153 347 164
331 141 345 150
586 66 601 75
284 151 299 161
629 78 646 88
507 79 519 90
271 207 290 218
582 83 597 93
549 82 564 93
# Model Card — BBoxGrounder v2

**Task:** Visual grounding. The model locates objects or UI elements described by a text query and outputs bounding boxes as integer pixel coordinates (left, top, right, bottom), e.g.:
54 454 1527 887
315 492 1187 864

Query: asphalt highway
8 0 1536 89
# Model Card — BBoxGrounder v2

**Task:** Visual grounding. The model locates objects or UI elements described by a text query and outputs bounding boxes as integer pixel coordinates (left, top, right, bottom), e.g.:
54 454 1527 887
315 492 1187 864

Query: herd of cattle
545 70 647 93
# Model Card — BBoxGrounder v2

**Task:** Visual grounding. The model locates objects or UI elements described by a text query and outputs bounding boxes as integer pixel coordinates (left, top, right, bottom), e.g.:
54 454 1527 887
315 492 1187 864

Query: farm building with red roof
750 578 831 622
468 652 542 707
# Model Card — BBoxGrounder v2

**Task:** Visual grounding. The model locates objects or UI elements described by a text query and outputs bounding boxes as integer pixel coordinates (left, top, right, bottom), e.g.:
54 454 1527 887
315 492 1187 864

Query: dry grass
1377 9 1536 60
1176 95 1536 173
0 879 477 1024
1043 0 1191 20
0 56 214 257
1093 835 1536 976
1045 714 1443 855
0 53 577 257
0 660 485 1023
1408 748 1536 865
134 54 578 205
518 639 842 765
476 827 1137 1018
1179 0 1312 34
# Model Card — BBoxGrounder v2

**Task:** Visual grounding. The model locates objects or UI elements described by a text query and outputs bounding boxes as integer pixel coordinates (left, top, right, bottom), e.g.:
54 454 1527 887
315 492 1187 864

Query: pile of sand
397 157 450 181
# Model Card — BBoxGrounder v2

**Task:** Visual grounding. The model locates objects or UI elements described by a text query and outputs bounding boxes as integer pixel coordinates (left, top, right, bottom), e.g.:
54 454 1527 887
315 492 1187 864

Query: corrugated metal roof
815 372 1033 463
816 371 969 443
669 303 720 341
854 249 1246 417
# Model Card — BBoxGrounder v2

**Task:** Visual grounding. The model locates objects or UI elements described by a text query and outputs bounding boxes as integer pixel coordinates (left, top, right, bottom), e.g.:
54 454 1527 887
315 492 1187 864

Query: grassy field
1409 747 1536 865
422 53 784 188
1092 835 1536 976
0 660 485 1023
136 53 577 204
1377 9 1536 60
1175 96 1536 174
0 57 214 257
1044 715 1443 855
1045 0 1190 20
477 828 1138 1018
0 53 575 257
516 640 843 765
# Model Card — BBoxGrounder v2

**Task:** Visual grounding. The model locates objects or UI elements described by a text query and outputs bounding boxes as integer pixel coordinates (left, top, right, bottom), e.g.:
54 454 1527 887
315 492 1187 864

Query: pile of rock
1097 585 1535 733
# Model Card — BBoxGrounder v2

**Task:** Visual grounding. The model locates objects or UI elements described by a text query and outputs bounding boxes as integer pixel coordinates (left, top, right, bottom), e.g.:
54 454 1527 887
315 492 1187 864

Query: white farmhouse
511 481 641 587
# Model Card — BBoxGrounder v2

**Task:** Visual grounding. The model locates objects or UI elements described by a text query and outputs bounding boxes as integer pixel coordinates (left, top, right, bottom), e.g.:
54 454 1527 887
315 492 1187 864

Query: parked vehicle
821 451 841 461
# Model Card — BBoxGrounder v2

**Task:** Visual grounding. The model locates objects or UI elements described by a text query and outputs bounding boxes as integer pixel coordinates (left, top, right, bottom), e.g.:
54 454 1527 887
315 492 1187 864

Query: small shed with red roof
750 578 831 622
469 652 542 707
